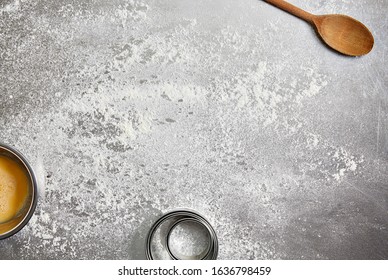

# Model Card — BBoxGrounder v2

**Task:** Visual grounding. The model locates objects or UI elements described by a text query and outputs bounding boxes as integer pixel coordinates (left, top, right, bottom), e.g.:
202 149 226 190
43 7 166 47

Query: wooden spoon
265 0 374 56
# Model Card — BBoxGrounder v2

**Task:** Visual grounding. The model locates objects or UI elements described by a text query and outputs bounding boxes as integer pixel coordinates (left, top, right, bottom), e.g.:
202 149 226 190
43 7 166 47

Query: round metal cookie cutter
145 209 218 260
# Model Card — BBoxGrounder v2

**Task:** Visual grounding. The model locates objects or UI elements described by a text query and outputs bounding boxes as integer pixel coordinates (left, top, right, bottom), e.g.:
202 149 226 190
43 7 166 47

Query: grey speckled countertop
0 0 387 259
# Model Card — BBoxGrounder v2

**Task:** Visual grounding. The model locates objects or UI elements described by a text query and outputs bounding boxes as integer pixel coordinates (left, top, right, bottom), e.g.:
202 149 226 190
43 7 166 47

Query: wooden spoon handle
265 0 315 23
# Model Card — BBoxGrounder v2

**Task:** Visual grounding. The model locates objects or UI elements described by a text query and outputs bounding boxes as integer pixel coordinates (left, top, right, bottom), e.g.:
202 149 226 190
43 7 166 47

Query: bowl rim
0 143 38 240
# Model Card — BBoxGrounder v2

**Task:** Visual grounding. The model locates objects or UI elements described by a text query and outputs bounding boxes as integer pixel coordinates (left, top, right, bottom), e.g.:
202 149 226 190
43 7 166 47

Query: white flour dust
0 0 371 259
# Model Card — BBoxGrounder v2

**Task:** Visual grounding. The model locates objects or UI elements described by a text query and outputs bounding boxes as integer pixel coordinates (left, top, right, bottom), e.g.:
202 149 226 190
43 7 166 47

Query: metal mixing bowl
0 143 37 240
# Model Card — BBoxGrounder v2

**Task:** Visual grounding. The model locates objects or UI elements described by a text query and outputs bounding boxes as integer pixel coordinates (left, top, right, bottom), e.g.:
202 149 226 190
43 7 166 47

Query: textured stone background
0 0 387 259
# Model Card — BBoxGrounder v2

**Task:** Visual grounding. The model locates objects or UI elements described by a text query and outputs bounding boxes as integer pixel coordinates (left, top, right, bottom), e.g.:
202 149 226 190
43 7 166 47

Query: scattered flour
0 0 370 259
331 147 363 181
0 0 20 13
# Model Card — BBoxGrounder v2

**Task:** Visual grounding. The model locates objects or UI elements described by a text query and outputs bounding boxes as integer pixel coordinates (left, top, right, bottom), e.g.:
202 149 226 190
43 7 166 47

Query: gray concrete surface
0 0 387 259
